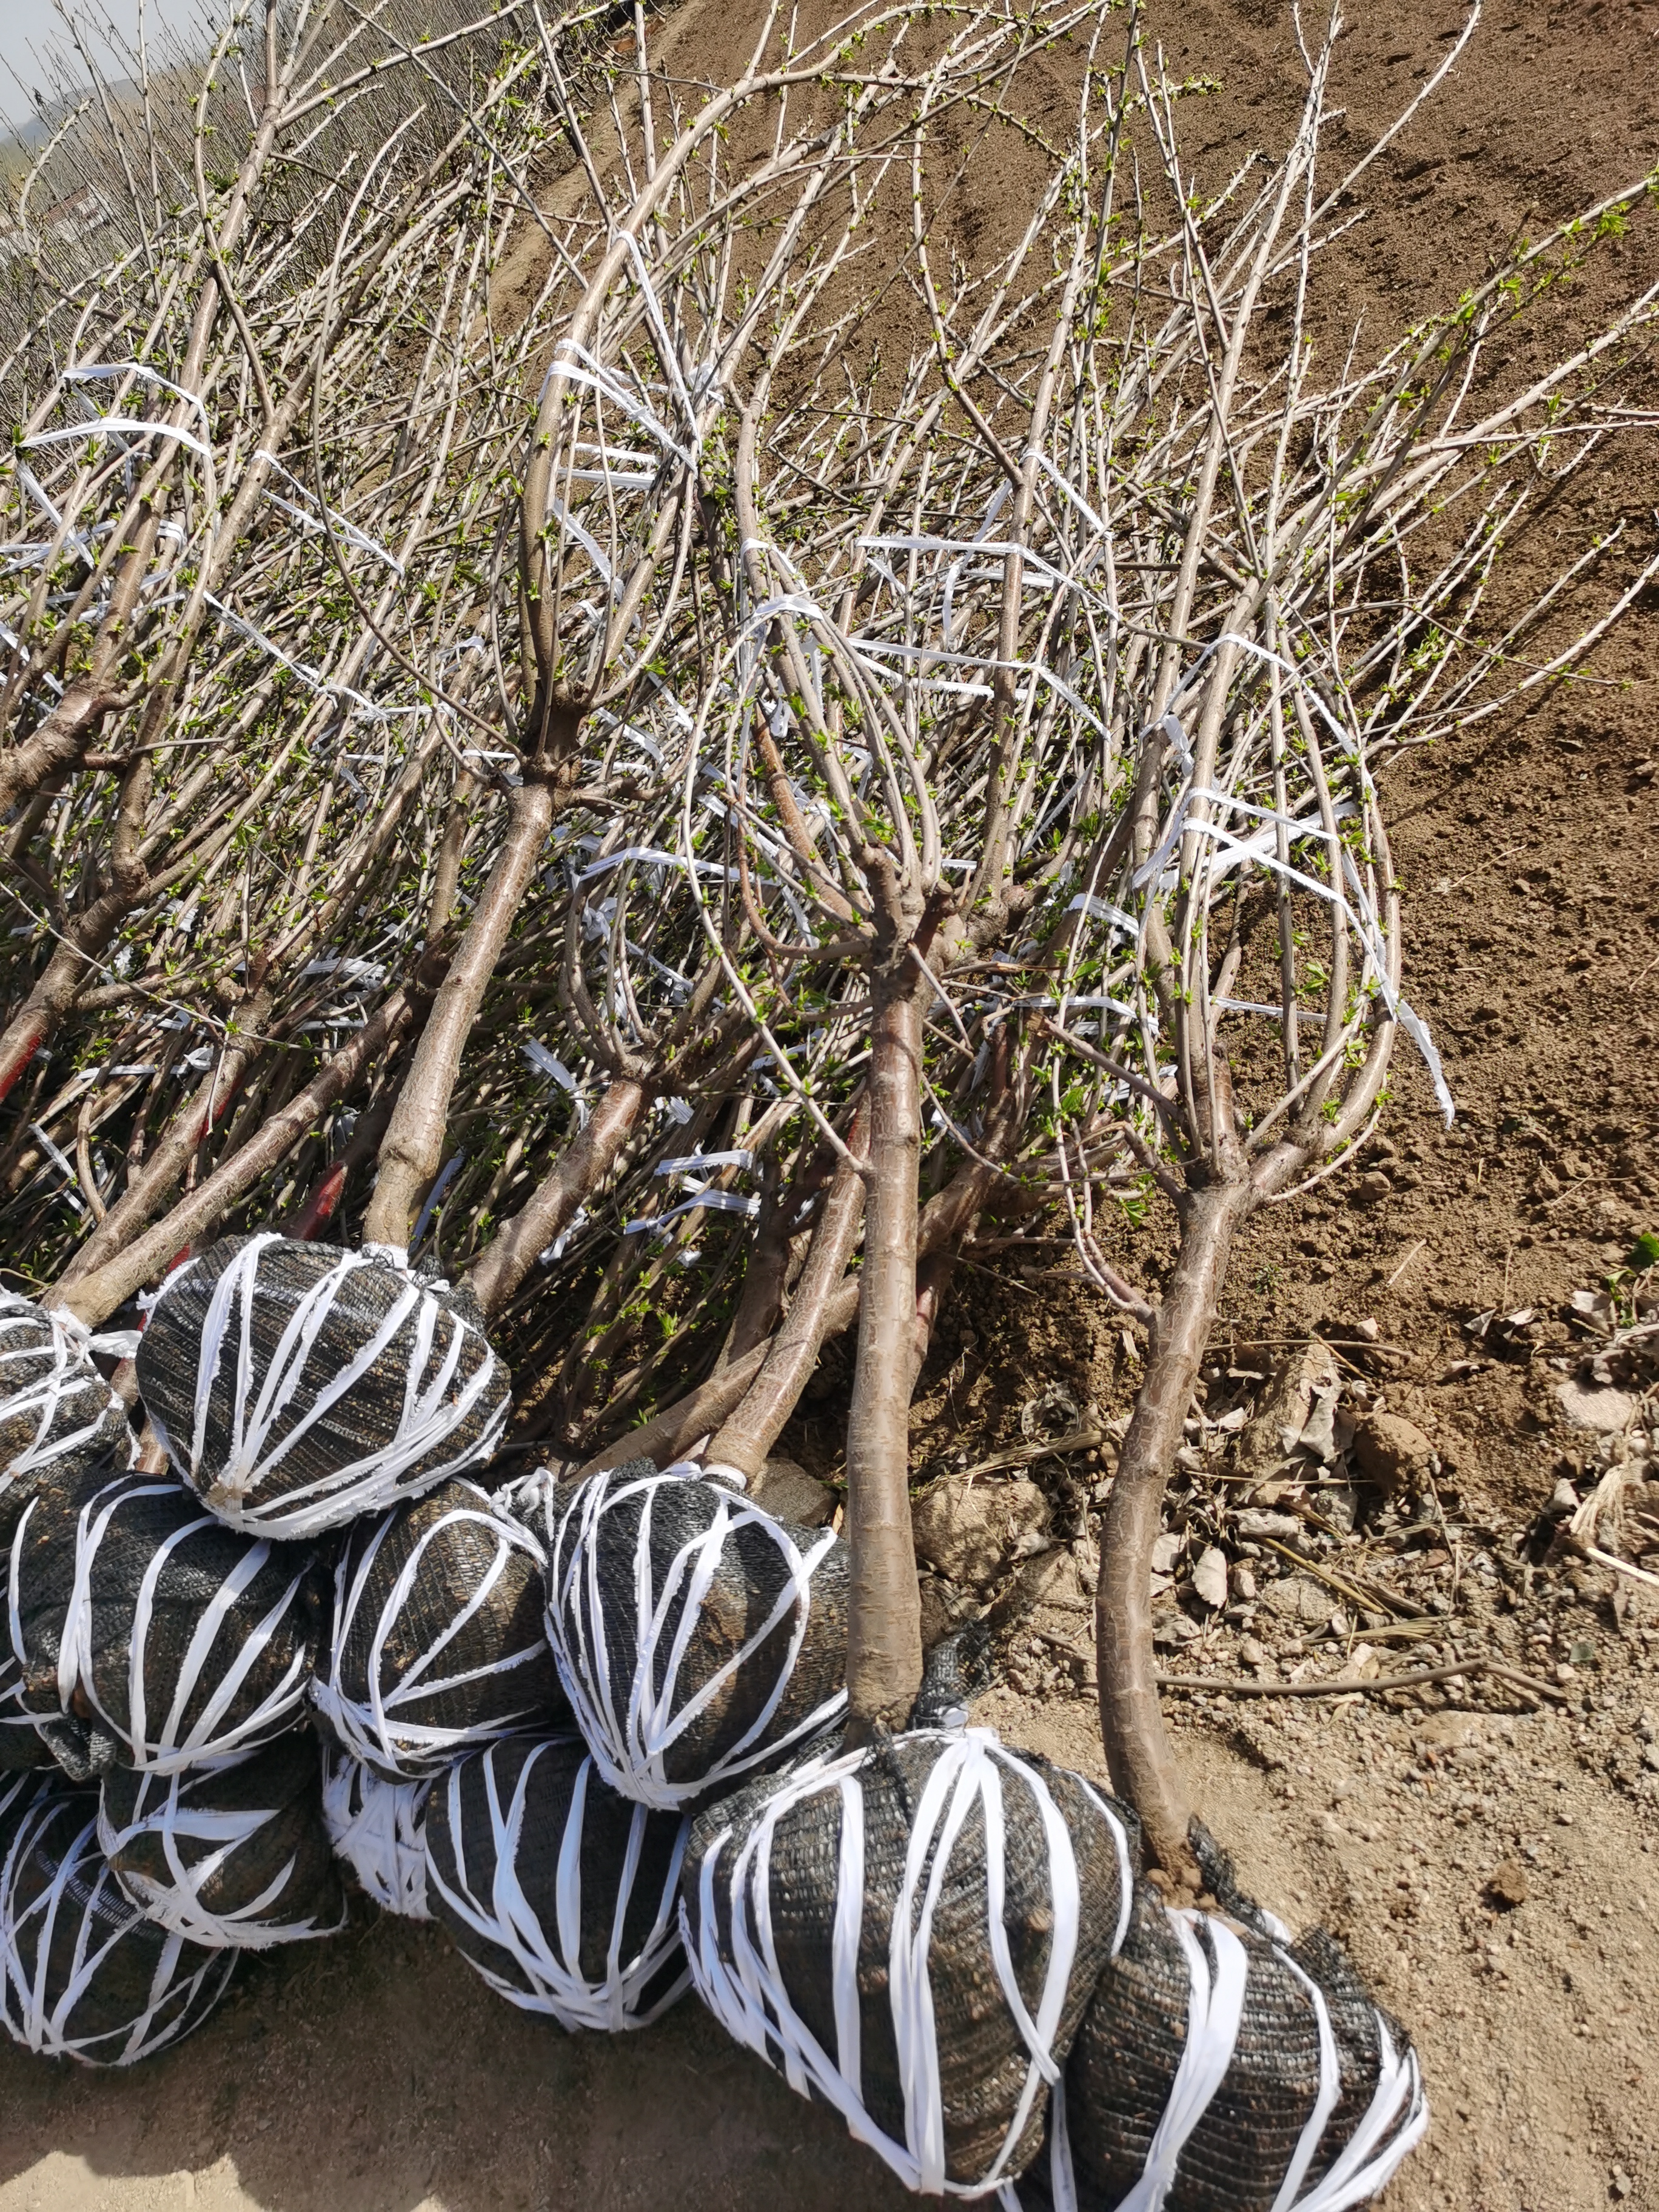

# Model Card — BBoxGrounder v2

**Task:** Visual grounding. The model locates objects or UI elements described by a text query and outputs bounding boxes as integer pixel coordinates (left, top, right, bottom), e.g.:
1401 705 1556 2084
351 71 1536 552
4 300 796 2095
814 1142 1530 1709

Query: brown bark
363 775 555 1251
1094 1176 1253 1886
705 1106 870 1484
54 988 414 1327
843 965 927 1741
467 1077 648 1320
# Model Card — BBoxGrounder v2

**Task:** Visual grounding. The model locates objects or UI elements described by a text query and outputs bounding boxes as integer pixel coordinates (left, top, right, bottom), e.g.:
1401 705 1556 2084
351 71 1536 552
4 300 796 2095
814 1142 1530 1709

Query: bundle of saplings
0 1292 133 1547
8 1464 317 1778
534 1462 848 1811
425 1733 689 2030
321 1746 433 1919
680 1724 1138 2196
1005 1881 1428 2212
97 1732 346 1949
0 1781 238 2063
134 1235 511 1538
313 1476 565 1778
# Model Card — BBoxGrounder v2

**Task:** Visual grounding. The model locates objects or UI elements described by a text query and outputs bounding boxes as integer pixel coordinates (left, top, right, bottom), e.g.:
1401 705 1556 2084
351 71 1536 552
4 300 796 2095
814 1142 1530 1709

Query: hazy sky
1 0 215 125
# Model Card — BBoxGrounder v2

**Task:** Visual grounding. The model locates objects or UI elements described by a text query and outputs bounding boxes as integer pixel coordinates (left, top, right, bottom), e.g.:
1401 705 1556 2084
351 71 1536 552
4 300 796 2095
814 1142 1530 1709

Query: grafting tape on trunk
680 1726 1138 2197
534 1462 848 1812
98 1733 346 1950
1000 1887 1428 2212
313 1476 565 1780
0 1783 238 2064
8 1464 317 1779
135 1235 510 1538
424 1732 689 2031
0 1292 133 1551
320 1746 432 1919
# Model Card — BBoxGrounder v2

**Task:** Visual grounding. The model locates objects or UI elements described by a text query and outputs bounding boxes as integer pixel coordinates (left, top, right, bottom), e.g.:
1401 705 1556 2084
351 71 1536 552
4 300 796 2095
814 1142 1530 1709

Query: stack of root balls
1 1238 1427 2207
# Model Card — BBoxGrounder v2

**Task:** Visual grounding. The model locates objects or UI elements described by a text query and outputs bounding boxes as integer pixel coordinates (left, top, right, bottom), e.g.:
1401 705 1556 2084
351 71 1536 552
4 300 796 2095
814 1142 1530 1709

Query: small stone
911 1473 1049 1586
1352 1171 1393 1207
1556 1811 1574 1826
1231 1563 1258 1602
1352 1412 1436 1498
1257 1575 1332 1629
1191 1546 1229 1610
1556 1379 1638 1434
748 1457 835 1527
1486 1858 1529 1909
1611 2170 1633 2202
1240 1636 1267 1669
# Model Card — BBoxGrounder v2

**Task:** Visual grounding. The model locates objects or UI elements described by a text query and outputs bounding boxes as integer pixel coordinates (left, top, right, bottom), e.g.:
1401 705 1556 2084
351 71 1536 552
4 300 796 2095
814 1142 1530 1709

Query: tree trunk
843 964 927 1741
705 1105 869 1484
363 776 554 1253
1095 1176 1253 1885
467 1077 647 1319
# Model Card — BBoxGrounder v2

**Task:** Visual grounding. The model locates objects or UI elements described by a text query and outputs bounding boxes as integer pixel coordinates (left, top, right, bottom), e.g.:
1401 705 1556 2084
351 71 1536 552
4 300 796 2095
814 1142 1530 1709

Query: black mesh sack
8 1464 317 1780
1005 1884 1428 2212
313 1476 565 1780
0 1291 132 1552
681 1724 1138 2195
320 1746 432 1919
135 1234 510 1538
533 1462 848 1811
1 1642 52 1771
425 1732 689 2031
0 1782 237 2063
98 1732 346 1949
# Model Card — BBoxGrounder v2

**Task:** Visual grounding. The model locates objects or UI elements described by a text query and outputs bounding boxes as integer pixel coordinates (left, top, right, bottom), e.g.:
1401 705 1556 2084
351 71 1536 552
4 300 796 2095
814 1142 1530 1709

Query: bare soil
4 1 1658 2207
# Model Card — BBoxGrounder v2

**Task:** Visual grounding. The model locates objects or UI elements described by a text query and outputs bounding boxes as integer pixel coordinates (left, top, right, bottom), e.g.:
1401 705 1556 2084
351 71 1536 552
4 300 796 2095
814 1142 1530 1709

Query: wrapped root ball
1010 1889 1428 2212
681 1725 1136 2196
135 1235 509 1537
426 1734 688 2030
313 1477 564 1780
321 1747 432 1919
8 1465 315 1780
0 1292 132 1550
537 1463 847 1810
0 1785 236 2063
98 1733 346 1949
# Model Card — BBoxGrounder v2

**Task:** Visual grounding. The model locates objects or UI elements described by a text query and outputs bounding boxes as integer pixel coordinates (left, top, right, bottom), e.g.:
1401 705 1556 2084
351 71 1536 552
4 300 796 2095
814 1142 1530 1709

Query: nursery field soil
4 0 1658 2208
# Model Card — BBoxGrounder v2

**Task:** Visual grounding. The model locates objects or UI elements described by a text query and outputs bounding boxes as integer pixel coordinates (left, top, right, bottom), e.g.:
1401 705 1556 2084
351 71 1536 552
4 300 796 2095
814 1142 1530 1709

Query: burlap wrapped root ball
425 1734 689 2030
313 1476 565 1779
98 1732 346 1949
534 1463 848 1811
1007 1886 1428 2212
1 1781 237 2063
681 1725 1137 2196
135 1234 510 1538
0 1291 132 1550
8 1464 317 1780
321 1746 432 1919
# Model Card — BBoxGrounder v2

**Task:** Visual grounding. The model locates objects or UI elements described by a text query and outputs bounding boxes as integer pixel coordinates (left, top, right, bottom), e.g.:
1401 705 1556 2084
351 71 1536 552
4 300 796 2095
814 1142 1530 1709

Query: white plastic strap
10 1472 310 1773
1111 1910 1249 2212
320 1752 432 1919
683 1728 1130 2199
313 1485 553 1775
0 1293 132 1487
149 1234 506 1535
423 1738 689 2031
0 1796 235 2063
96 1754 347 1950
546 1470 845 1810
